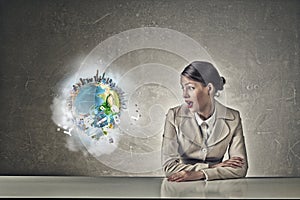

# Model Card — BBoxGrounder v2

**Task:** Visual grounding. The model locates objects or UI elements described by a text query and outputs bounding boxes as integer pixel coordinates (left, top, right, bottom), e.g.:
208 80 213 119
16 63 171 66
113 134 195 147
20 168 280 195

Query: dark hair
181 61 226 91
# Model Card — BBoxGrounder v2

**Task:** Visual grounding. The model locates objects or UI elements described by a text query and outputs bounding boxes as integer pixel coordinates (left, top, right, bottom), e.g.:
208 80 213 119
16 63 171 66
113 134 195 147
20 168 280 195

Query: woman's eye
188 86 195 90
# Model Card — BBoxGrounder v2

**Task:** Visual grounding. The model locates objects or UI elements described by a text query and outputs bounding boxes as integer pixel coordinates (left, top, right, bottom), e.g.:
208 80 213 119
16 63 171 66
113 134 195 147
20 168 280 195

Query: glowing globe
69 73 123 142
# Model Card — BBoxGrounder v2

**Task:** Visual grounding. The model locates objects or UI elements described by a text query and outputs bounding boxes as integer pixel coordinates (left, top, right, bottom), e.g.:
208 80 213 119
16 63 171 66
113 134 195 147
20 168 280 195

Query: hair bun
219 76 226 90
221 76 226 85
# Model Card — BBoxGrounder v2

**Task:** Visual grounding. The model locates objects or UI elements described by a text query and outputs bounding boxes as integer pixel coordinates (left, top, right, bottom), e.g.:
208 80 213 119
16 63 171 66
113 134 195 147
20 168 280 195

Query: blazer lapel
177 104 203 146
207 100 235 147
207 119 229 147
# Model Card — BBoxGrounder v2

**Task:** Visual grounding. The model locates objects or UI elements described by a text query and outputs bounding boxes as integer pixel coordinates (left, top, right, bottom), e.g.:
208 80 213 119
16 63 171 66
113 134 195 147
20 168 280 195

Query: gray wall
0 0 299 177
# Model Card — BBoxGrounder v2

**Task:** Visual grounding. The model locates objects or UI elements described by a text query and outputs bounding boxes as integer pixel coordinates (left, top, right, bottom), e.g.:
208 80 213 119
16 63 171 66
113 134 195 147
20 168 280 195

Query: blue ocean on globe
74 84 106 115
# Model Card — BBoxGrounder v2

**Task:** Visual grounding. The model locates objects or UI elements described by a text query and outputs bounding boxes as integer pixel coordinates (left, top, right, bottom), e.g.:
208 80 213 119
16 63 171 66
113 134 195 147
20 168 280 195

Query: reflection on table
160 177 248 198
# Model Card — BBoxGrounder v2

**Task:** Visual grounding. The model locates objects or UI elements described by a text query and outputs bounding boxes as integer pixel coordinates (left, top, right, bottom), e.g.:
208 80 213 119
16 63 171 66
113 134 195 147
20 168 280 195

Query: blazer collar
178 100 235 147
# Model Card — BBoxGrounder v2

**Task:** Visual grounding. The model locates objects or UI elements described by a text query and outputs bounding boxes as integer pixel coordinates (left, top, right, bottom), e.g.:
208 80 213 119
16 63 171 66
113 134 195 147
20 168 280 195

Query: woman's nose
182 89 189 98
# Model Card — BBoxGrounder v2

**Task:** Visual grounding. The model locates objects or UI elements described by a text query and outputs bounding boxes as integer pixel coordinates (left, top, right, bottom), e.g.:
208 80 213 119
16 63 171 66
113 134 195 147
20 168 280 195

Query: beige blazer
161 100 248 181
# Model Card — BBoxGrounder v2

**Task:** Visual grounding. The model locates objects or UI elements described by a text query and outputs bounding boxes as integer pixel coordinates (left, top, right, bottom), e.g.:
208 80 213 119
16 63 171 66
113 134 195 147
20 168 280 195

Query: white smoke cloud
50 96 74 130
63 127 120 157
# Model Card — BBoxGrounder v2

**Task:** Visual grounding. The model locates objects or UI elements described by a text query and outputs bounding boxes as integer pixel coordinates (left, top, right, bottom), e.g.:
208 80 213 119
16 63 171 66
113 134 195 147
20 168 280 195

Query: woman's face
180 75 211 113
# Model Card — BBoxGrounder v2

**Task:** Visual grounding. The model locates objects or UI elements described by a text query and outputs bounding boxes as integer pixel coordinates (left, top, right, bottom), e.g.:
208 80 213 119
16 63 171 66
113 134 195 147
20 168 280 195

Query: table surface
0 176 299 198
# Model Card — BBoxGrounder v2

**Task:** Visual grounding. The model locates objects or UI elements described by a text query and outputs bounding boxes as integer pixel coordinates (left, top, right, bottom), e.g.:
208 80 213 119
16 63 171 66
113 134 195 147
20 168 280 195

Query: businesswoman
161 61 248 181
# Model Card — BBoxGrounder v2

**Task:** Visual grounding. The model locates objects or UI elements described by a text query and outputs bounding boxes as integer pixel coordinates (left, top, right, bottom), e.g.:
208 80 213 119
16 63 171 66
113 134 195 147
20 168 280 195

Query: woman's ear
207 83 215 95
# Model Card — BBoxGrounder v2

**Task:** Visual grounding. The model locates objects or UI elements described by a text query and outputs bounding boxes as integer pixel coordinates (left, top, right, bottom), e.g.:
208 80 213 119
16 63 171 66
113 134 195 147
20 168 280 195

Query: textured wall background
0 0 299 177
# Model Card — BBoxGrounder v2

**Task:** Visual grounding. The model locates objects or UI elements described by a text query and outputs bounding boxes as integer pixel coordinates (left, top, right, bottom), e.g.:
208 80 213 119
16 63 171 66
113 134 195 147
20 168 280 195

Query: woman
161 61 248 181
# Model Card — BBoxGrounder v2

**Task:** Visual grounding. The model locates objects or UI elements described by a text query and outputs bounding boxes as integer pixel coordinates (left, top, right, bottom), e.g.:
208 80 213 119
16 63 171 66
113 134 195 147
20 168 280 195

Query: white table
0 176 299 198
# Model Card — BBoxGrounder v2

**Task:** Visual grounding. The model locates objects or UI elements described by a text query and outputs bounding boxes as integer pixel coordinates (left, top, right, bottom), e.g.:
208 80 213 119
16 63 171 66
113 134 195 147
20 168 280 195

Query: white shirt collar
194 108 216 134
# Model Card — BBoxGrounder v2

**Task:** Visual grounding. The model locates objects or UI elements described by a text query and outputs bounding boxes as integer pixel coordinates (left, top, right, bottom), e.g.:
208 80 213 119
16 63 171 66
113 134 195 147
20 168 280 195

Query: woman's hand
210 156 244 168
167 170 205 182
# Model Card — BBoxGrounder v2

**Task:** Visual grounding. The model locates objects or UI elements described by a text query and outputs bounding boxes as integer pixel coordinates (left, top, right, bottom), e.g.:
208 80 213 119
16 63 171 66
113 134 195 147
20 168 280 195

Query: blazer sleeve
161 108 209 176
201 111 248 181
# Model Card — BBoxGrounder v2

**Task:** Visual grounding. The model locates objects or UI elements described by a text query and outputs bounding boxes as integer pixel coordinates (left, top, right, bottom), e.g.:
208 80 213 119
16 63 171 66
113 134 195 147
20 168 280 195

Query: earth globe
69 72 123 143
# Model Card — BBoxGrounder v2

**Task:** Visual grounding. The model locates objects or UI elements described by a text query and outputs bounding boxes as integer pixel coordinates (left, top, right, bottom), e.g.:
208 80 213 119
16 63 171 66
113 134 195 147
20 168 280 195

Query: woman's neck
198 100 215 120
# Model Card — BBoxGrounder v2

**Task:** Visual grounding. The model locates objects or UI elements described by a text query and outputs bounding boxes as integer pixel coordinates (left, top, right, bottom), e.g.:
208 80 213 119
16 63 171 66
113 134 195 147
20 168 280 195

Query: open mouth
185 100 193 108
